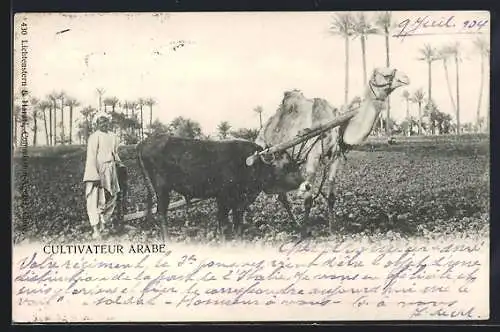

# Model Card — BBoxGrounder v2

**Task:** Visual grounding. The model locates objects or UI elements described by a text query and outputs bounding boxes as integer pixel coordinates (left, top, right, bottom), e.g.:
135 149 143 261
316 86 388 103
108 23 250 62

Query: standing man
83 112 124 239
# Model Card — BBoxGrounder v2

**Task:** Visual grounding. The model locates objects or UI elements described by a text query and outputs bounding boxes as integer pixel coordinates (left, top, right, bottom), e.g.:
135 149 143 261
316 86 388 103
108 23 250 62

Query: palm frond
374 11 395 34
329 12 355 37
418 44 439 62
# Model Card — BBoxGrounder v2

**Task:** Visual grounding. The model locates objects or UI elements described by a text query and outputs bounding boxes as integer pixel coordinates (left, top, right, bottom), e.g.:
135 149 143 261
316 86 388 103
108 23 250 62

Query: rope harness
262 70 397 204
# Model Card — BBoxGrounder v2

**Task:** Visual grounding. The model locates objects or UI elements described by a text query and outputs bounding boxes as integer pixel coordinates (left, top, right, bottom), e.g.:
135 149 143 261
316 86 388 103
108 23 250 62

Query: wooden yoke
246 109 358 166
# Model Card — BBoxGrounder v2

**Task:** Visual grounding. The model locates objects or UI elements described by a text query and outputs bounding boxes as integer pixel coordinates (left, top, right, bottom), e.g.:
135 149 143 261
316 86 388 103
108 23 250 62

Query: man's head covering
93 111 111 126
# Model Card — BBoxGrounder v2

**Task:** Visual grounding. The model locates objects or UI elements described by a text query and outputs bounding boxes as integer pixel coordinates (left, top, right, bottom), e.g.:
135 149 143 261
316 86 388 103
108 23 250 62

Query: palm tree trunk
455 55 460 135
53 101 58 145
418 103 423 135
428 61 432 102
385 32 391 136
476 54 484 132
259 112 262 129
361 35 367 85
49 106 53 146
442 60 457 113
123 106 128 135
406 99 410 136
149 105 153 134
385 33 390 67
344 35 349 105
85 118 90 143
32 114 38 146
131 108 135 136
140 106 144 139
43 110 49 145
112 105 116 134
69 106 73 144
60 98 65 143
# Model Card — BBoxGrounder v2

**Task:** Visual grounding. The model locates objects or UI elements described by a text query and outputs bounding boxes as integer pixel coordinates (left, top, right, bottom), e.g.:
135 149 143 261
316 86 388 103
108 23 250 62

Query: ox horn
246 152 259 166
245 151 276 167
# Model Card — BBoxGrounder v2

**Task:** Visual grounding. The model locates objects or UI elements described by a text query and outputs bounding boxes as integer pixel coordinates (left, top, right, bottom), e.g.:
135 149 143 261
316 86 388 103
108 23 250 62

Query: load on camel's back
255 67 410 235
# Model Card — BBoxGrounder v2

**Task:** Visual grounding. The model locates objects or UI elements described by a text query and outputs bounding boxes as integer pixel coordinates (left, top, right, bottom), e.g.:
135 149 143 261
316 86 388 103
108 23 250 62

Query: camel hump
312 98 328 109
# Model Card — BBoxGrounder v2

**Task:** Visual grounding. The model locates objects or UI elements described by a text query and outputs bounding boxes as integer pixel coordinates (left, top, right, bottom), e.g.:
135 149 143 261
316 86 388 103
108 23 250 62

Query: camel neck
362 86 385 112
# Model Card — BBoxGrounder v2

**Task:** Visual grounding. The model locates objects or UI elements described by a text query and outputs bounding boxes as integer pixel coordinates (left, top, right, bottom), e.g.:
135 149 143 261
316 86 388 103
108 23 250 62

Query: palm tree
65 97 80 144
96 88 105 112
128 101 138 136
122 101 131 118
57 91 67 143
437 46 457 115
253 105 264 129
473 37 490 132
447 42 462 134
38 101 51 145
137 98 145 139
417 44 438 104
169 117 203 139
48 92 59 145
353 13 378 85
103 96 118 113
80 106 96 143
30 97 40 146
217 121 232 139
411 89 425 135
329 12 355 105
144 98 156 134
402 90 411 136
375 11 393 135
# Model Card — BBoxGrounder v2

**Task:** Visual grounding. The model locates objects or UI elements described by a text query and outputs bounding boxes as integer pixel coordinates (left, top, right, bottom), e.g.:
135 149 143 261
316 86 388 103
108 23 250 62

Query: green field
12 136 490 244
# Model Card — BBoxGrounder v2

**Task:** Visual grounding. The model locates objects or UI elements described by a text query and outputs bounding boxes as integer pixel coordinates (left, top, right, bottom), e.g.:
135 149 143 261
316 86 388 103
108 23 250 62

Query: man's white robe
83 130 122 227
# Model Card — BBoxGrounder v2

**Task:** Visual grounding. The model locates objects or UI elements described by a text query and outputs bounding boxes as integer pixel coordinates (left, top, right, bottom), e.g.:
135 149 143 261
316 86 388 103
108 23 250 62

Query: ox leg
327 156 343 235
157 188 171 242
278 193 298 226
145 189 154 226
232 208 245 240
184 197 192 228
115 166 127 234
216 201 230 242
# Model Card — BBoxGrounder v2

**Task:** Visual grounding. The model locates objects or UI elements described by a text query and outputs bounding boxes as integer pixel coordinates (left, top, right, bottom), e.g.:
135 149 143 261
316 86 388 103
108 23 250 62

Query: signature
394 15 488 39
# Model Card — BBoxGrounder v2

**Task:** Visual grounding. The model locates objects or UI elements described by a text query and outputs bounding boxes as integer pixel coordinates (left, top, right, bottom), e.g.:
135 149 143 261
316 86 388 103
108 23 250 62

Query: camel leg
302 184 314 238
300 144 323 237
327 155 343 235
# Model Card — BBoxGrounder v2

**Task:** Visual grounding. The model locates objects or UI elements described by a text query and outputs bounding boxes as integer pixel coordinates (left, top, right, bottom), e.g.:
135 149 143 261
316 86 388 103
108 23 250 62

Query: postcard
12 11 490 322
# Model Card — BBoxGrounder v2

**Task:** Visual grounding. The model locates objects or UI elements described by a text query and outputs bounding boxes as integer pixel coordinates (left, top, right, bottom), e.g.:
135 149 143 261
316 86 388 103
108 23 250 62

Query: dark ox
136 136 304 241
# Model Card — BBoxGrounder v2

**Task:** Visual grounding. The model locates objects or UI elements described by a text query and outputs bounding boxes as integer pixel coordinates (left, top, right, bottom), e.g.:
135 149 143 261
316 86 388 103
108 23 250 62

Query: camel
255 67 410 235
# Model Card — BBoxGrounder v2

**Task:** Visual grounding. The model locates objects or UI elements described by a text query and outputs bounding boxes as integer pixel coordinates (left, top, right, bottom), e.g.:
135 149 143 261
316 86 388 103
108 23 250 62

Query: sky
13 11 490 144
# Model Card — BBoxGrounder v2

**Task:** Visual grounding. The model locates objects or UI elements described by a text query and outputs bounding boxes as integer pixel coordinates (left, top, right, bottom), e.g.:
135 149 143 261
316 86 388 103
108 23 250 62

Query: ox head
369 67 410 101
247 150 305 194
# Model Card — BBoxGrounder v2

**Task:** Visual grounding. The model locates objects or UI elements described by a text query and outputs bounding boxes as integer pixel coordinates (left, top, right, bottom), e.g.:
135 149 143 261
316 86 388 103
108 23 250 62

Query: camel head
368 67 410 101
